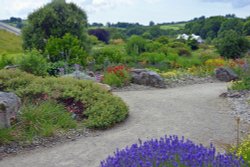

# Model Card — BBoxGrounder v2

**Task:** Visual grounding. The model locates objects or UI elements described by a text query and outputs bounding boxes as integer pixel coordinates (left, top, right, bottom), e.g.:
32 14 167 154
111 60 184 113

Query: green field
0 29 22 54
160 23 186 30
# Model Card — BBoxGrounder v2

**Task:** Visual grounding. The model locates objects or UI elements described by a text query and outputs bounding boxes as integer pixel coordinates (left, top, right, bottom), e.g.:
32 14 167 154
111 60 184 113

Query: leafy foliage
103 65 131 87
22 0 88 51
92 45 127 65
0 69 128 129
0 53 22 69
19 49 48 76
215 30 250 59
45 33 87 65
126 35 147 56
234 136 250 165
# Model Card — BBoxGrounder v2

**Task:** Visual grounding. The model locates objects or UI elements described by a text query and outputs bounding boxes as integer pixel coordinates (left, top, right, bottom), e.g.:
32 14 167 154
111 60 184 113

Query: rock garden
0 1 250 166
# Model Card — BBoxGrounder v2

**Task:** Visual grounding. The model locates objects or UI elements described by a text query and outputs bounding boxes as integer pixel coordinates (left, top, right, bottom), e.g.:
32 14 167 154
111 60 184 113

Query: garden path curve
0 82 237 167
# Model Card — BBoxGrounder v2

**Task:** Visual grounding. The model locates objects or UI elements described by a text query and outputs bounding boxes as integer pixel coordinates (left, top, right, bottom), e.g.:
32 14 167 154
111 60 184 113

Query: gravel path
0 83 239 167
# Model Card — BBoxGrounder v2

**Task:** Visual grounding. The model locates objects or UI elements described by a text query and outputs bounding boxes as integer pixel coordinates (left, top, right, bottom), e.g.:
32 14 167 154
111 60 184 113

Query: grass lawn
0 29 22 54
160 23 186 30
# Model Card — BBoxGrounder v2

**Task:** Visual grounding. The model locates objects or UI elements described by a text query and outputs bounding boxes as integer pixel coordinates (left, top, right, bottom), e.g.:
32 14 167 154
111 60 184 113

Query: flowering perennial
101 135 246 167
106 65 129 77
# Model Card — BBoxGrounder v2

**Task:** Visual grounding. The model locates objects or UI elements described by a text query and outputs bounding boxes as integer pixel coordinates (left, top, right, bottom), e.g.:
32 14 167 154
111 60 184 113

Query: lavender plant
101 135 246 167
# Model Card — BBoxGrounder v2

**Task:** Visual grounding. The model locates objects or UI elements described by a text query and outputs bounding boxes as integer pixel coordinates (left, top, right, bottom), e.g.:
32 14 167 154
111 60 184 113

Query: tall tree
219 18 244 35
215 30 250 59
22 0 88 51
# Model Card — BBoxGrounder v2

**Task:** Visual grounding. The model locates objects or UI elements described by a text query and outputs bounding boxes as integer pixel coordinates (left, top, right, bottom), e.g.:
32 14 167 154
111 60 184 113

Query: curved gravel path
0 83 238 167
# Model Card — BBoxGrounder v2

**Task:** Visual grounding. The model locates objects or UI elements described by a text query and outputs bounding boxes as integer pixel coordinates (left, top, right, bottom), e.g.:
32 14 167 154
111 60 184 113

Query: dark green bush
0 69 129 129
176 47 191 57
215 30 250 59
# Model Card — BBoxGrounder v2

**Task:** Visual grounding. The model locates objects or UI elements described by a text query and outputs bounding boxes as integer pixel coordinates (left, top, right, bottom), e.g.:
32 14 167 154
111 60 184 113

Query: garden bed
0 69 129 159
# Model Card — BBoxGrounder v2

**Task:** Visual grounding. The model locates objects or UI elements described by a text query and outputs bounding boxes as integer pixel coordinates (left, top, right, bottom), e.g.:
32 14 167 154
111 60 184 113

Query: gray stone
0 92 21 128
130 69 166 88
4 65 19 70
96 83 112 92
215 67 239 82
62 70 96 81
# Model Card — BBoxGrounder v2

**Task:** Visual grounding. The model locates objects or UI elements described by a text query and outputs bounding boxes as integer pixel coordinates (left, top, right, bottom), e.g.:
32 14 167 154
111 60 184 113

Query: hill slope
0 29 22 54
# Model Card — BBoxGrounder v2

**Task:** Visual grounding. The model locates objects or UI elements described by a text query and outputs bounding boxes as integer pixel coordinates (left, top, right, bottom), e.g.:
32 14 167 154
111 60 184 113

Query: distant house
177 34 203 43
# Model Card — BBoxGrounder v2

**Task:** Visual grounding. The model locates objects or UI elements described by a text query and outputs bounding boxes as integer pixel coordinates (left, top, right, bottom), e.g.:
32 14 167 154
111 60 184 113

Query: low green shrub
0 53 22 69
176 56 202 68
92 45 127 65
140 52 166 65
19 49 48 76
84 94 129 128
103 73 124 87
231 77 250 90
0 69 128 129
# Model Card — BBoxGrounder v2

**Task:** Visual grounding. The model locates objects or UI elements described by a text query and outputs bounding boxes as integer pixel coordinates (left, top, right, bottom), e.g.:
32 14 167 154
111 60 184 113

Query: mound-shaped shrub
0 69 128 129
101 135 246 167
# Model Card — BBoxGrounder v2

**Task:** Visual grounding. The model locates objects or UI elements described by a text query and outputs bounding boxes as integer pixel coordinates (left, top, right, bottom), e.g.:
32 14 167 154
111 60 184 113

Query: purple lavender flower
100 135 246 167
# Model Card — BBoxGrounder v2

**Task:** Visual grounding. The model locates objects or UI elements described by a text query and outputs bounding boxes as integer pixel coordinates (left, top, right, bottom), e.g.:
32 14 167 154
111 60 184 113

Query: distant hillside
160 23 186 30
0 29 22 54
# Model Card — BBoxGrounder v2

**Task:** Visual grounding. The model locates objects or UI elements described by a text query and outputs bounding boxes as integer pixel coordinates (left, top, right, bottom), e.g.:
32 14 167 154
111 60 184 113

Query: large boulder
0 92 21 128
131 69 166 88
215 67 239 82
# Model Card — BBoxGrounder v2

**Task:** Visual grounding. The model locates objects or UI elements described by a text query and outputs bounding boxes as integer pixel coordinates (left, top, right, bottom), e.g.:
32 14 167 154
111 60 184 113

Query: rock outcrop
215 67 238 82
130 69 166 88
0 92 21 128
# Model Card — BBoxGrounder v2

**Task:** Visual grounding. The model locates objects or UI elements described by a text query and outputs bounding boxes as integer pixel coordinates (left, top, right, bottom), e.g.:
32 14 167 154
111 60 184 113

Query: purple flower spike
100 135 246 167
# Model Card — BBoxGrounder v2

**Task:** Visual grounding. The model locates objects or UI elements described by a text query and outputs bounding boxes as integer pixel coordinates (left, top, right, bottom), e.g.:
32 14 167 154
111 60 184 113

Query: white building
177 34 203 43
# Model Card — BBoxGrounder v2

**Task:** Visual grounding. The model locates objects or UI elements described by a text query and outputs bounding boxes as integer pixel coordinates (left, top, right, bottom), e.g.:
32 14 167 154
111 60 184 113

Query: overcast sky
0 0 250 25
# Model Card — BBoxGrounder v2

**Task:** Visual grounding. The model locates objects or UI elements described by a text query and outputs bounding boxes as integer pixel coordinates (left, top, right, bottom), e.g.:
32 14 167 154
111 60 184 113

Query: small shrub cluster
19 49 48 76
0 53 21 69
103 65 131 87
0 50 48 76
231 78 250 90
0 69 129 129
101 135 246 167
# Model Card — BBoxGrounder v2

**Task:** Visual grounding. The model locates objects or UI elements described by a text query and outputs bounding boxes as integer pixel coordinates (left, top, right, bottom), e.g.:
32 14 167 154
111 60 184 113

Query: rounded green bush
0 69 129 129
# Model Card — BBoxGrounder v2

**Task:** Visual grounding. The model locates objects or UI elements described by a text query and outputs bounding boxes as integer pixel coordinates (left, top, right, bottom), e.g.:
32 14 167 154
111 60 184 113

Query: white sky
0 0 250 25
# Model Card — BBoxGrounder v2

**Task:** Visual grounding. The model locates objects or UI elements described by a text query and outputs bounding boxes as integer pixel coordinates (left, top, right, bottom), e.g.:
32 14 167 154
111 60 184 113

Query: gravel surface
112 76 217 92
223 90 250 124
0 83 242 167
